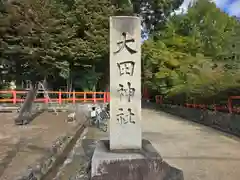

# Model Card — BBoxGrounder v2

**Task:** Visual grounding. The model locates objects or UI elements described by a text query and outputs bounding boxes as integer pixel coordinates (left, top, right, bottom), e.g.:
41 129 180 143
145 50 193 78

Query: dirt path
82 108 240 180
142 108 240 180
0 111 80 180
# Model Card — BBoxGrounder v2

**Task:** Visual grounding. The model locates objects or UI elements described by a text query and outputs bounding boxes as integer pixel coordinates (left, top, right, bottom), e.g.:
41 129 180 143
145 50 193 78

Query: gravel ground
53 107 240 180
0 111 77 180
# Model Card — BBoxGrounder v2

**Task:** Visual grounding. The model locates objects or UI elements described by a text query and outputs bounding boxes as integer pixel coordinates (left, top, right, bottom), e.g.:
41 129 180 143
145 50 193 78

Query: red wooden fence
0 90 239 113
155 95 240 113
0 90 110 104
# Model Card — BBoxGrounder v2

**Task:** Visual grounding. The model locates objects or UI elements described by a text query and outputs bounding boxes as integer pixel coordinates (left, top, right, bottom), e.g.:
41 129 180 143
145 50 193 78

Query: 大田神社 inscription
116 108 136 124
114 32 137 55
110 16 141 150
117 82 135 102
117 61 135 76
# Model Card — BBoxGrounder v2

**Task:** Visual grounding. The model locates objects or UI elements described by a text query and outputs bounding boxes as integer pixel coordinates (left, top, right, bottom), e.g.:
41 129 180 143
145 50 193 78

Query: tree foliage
142 0 240 103
0 0 118 90
1 0 240 104
113 0 184 33
0 0 69 82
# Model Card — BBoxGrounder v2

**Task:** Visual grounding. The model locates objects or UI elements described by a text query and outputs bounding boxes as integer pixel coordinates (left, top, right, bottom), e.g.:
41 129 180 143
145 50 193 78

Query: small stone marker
109 16 141 150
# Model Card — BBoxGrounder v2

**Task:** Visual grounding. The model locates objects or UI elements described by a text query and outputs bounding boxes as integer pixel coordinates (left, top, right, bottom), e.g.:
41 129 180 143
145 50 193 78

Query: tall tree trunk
67 62 74 98
92 65 96 91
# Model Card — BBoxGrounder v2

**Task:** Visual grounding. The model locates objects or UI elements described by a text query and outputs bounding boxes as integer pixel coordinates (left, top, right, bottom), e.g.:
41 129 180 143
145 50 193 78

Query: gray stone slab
91 139 184 180
15 85 38 125
109 16 142 150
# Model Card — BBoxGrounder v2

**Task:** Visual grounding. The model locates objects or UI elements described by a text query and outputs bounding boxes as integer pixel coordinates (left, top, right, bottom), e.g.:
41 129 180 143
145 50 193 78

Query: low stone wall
160 104 240 136
16 135 74 180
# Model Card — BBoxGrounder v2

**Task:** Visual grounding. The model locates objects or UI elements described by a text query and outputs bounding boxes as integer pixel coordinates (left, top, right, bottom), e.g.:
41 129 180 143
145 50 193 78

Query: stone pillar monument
109 16 141 150
91 16 184 180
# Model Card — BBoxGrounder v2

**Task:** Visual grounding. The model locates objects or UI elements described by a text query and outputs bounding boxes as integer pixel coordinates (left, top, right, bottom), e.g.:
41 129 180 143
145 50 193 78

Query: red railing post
84 92 86 103
58 90 62 104
43 91 48 104
155 95 162 104
12 90 16 104
193 103 196 108
106 92 109 102
155 95 159 104
73 90 76 104
108 92 110 102
44 94 48 104
214 104 217 112
228 97 232 113
103 92 106 103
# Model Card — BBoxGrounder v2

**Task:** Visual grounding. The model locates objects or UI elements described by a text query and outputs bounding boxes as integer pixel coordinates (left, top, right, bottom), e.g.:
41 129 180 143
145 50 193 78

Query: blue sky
178 0 240 16
142 0 240 41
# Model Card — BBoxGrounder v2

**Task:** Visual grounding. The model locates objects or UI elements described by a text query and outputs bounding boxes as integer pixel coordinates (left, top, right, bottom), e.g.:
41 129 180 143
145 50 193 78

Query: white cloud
180 0 194 10
176 0 240 17
175 0 196 14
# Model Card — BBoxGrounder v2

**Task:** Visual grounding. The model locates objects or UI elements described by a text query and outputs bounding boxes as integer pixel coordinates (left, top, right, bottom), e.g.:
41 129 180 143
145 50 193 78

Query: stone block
91 139 184 180
109 16 142 150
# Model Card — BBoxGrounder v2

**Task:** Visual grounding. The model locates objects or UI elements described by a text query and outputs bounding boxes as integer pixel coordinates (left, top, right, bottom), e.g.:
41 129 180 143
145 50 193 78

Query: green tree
180 0 237 58
114 0 184 33
0 0 119 91
142 1 240 103
218 22 240 70
63 0 118 91
0 0 70 84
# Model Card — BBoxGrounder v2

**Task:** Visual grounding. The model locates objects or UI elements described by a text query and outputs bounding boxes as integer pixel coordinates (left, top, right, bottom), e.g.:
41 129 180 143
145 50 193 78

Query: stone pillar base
91 139 184 180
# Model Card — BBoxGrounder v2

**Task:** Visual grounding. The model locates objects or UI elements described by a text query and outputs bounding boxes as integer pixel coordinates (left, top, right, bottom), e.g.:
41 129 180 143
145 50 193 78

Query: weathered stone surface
0 111 87 180
109 16 142 150
91 139 184 180
15 85 39 125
